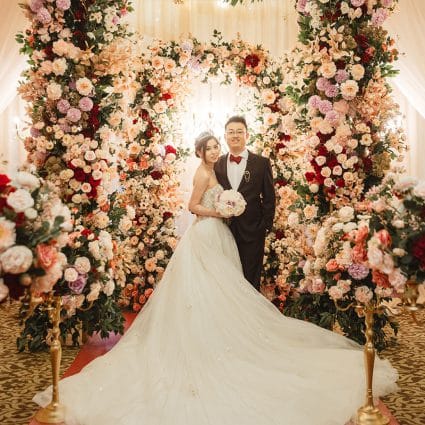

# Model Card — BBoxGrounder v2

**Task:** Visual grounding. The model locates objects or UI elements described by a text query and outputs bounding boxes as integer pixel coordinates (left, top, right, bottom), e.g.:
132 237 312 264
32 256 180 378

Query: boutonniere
244 170 250 183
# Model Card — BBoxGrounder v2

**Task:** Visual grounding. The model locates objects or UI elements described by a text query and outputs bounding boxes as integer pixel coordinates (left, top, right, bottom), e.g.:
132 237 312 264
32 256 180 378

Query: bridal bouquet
215 190 246 218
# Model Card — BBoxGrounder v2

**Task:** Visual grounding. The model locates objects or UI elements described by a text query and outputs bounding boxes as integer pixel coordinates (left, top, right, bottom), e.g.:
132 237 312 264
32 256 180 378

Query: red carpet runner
30 312 399 425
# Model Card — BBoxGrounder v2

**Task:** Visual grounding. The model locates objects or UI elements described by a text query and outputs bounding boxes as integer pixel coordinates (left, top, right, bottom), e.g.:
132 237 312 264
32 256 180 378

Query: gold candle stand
34 294 65 424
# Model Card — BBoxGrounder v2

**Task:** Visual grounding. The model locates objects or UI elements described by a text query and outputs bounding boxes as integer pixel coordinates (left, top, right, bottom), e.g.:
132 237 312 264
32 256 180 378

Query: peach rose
355 225 369 244
351 243 367 262
326 259 339 272
36 244 58 270
376 229 392 248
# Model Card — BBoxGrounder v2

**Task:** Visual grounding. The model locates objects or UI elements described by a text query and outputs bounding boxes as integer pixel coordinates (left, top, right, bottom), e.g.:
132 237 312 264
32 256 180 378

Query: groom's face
225 122 249 155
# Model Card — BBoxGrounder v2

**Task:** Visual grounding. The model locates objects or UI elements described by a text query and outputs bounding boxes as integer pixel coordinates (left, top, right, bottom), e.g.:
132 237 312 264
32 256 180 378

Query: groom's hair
225 116 248 131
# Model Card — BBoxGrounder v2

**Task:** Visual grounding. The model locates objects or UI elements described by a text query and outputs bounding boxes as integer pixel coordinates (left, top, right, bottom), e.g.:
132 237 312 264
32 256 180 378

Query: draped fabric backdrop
0 0 424 179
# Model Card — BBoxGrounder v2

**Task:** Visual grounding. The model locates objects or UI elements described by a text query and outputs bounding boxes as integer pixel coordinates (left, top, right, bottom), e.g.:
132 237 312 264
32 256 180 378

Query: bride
34 133 397 425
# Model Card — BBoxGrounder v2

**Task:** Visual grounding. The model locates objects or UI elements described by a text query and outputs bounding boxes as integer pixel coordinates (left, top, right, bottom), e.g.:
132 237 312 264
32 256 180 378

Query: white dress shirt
227 149 248 190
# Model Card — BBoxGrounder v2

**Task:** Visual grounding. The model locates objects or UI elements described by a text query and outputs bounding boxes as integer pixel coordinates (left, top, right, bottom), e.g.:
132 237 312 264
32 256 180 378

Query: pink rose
351 243 367 263
355 225 369 244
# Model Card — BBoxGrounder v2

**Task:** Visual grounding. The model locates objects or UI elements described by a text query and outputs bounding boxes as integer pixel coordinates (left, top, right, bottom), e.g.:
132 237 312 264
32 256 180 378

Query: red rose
275 230 284 240
74 168 86 182
275 179 287 187
244 54 260 68
279 133 291 141
335 60 346 70
336 178 345 188
89 176 101 188
317 145 328 156
145 84 155 94
163 211 173 221
165 145 176 155
275 142 286 151
0 174 11 187
161 93 172 101
355 34 369 49
305 172 316 183
150 170 163 180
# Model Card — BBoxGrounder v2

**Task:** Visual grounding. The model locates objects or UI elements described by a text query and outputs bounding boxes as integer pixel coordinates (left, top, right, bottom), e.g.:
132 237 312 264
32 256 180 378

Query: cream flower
0 218 16 251
341 80 359 100
7 189 34 212
351 64 365 81
261 88 276 105
75 256 91 274
46 82 62 100
319 61 337 79
76 77 93 96
0 245 33 274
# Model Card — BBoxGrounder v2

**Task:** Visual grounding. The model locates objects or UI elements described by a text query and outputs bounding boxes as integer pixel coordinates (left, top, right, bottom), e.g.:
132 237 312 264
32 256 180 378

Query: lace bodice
200 184 223 209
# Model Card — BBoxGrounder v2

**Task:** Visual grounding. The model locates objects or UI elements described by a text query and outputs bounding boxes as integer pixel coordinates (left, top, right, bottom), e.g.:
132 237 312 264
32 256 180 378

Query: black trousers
232 232 265 291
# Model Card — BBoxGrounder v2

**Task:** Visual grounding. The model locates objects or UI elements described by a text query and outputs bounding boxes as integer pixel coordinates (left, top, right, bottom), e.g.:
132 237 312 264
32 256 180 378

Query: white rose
309 184 319 193
0 245 33 274
74 256 91 274
7 189 34 212
15 172 40 190
103 279 115 296
24 208 38 220
338 206 355 222
64 267 79 282
287 212 299 226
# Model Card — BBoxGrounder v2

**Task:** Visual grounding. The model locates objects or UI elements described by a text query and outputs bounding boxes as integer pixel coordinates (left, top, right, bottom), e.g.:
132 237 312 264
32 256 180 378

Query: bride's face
203 138 221 164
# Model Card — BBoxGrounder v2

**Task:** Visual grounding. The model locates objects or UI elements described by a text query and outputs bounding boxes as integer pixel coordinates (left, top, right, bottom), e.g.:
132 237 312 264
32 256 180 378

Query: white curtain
0 0 28 173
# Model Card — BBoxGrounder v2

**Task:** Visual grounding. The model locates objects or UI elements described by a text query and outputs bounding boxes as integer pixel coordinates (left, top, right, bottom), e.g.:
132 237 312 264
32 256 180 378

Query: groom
215 116 275 291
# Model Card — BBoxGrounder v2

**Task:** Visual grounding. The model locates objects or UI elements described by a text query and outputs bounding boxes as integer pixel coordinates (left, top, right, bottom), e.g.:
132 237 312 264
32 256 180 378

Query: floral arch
113 31 299 311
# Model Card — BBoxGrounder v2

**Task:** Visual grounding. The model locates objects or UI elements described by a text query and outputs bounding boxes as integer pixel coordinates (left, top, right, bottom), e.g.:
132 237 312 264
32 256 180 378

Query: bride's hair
194 132 220 159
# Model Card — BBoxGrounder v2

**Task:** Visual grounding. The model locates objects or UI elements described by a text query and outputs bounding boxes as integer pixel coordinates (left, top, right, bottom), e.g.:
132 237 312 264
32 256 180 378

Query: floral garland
16 0 136 349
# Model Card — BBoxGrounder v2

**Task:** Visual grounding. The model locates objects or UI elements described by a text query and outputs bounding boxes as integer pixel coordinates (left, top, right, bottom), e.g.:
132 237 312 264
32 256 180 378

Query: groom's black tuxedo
214 151 275 290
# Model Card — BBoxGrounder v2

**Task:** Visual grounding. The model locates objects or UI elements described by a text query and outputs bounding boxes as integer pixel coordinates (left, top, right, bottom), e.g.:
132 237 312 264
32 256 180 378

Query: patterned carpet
0 301 424 425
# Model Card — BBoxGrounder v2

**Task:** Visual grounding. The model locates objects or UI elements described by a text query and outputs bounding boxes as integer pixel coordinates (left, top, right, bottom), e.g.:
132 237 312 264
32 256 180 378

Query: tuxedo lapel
219 154 232 190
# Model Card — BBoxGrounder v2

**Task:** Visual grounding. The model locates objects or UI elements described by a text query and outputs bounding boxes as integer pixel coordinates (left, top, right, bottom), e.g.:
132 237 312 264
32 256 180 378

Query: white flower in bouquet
74 256 91 274
0 245 33 274
215 190 246 218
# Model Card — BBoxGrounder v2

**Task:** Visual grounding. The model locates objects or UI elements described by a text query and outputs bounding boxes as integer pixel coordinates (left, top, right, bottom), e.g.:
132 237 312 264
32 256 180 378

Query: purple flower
308 95 321 110
36 7 52 24
68 274 87 294
56 0 71 10
57 99 71 114
371 8 389 26
78 97 94 112
325 110 340 126
318 99 333 114
66 107 82 123
335 69 349 84
348 263 370 280
316 77 330 91
324 85 339 98
30 0 44 12
351 0 365 6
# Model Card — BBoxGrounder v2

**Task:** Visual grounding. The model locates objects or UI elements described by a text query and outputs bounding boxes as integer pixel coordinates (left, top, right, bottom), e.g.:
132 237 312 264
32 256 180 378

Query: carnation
347 263 369 280
66 108 82 123
56 0 71 10
36 7 51 24
7 189 34 212
57 99 71 114
0 246 33 274
78 97 94 112
335 69 349 84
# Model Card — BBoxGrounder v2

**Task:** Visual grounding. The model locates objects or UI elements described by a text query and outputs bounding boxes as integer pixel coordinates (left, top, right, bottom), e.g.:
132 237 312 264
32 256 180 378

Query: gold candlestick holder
354 304 390 425
34 293 65 424
334 300 391 425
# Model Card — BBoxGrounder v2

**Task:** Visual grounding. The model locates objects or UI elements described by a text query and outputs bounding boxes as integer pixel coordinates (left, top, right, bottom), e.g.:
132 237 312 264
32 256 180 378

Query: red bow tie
229 154 243 164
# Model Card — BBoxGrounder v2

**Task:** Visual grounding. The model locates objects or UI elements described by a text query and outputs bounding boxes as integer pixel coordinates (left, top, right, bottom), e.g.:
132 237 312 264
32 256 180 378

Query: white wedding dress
34 184 398 425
